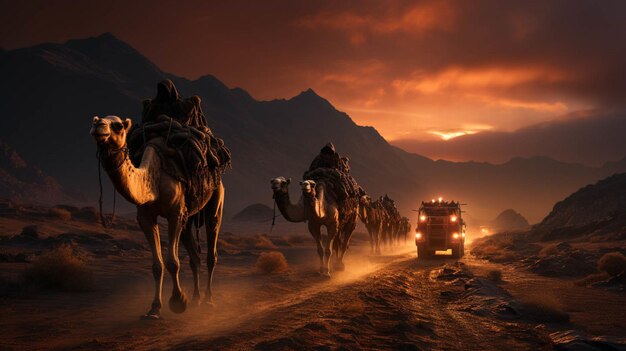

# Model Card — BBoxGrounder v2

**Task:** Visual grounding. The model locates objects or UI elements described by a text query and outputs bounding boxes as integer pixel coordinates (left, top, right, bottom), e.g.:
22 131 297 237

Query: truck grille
428 226 447 248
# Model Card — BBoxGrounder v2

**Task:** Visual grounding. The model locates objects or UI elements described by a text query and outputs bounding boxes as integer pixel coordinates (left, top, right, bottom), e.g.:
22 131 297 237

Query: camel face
90 115 132 148
300 180 316 194
359 195 371 206
270 177 291 194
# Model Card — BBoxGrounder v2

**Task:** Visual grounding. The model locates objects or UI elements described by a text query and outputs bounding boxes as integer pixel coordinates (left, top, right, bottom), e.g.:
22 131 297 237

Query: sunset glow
2 1 624 163
428 130 479 141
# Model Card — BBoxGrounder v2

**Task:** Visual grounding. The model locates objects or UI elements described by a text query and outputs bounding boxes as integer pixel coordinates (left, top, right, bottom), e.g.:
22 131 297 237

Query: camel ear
286 178 291 185
122 118 132 130
93 116 100 124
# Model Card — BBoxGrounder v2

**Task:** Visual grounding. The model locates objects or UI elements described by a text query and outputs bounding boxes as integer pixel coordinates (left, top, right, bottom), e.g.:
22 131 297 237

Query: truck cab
415 198 466 259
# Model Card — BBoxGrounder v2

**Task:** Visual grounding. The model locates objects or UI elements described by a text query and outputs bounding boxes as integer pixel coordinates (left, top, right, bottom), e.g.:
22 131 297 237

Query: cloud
3 0 626 161
392 110 626 166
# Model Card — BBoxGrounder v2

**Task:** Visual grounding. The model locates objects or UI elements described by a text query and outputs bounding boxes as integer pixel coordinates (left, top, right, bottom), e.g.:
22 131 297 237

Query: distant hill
537 173 626 231
1 33 626 221
0 140 81 204
232 203 274 222
492 209 530 232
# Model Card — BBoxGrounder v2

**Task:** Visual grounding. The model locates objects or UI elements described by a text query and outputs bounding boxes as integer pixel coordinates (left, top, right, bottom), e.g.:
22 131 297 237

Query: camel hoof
169 293 188 314
140 313 162 320
191 294 201 307
319 271 331 278
202 298 215 308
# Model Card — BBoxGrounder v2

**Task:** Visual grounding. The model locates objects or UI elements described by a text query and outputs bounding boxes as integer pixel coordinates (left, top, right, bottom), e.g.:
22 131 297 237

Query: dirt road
17 249 546 351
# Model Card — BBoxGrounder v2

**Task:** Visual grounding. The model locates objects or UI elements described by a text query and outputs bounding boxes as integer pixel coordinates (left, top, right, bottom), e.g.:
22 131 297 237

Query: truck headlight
420 215 427 222
415 232 422 239
452 232 459 239
450 215 457 222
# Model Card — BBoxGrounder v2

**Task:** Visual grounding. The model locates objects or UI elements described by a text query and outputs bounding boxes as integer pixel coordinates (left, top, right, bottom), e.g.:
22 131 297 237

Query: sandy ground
1 214 625 350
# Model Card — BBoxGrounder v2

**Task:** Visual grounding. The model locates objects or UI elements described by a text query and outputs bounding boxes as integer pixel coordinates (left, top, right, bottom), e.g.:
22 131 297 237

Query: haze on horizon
2 0 625 165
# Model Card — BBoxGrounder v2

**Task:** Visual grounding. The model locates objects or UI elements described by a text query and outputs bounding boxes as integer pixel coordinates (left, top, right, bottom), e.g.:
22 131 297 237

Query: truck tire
451 243 464 259
417 244 430 259
451 245 460 259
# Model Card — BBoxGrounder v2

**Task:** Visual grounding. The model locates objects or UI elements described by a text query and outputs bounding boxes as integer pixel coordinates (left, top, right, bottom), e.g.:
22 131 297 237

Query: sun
428 130 478 141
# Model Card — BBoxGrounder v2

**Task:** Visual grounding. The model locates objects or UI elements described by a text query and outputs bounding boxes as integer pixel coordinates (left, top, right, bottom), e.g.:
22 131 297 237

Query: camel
90 115 224 319
399 217 411 245
270 177 357 276
358 195 384 255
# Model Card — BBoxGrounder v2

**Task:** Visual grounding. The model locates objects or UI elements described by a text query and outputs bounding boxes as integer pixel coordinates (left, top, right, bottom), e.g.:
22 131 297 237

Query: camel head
300 180 316 196
90 115 132 149
359 195 372 207
270 177 291 195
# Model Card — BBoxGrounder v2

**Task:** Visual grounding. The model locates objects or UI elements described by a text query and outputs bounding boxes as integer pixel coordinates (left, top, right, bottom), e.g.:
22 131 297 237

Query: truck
415 198 466 259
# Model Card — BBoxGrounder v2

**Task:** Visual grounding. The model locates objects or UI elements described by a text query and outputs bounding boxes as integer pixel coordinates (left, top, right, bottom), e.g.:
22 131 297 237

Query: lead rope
97 154 108 228
269 198 277 234
111 188 117 226
195 214 202 254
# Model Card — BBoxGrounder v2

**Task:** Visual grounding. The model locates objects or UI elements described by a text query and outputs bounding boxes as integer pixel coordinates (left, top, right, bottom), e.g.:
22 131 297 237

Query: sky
2 0 626 162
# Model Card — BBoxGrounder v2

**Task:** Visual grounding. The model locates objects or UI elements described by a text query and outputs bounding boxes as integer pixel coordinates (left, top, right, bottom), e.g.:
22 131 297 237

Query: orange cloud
296 0 457 45
392 66 568 95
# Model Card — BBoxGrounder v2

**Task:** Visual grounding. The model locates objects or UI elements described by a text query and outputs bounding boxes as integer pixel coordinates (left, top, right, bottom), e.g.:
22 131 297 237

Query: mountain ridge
1 33 625 222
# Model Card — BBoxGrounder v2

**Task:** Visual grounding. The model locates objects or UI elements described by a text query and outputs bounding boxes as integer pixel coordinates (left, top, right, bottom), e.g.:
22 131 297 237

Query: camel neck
274 191 306 223
102 145 160 206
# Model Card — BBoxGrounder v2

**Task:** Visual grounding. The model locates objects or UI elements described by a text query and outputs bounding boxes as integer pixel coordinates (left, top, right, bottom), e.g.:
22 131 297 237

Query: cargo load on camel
303 142 363 203
126 80 231 210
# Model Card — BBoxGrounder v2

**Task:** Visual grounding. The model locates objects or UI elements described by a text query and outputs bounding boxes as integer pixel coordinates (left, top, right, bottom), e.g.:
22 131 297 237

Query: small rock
20 225 39 239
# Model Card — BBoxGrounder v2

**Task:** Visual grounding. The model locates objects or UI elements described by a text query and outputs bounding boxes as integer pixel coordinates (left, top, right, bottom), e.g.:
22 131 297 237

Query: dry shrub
574 272 610 286
340 300 365 314
491 251 517 263
539 244 558 257
598 252 626 277
248 234 276 249
269 236 291 247
287 235 308 245
519 293 569 323
472 244 500 256
486 269 503 282
22 244 94 291
256 251 288 274
49 207 71 221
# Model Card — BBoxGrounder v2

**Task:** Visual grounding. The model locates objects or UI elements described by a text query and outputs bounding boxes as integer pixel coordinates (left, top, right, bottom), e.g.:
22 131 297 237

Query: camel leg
180 220 201 305
204 183 224 305
322 224 337 277
368 228 375 254
166 208 188 314
137 206 164 320
332 232 342 271
336 220 356 270
308 222 325 275
375 224 382 255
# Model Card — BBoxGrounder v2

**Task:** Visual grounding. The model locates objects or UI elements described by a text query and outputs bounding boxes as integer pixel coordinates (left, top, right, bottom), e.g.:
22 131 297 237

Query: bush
598 252 626 277
539 244 558 257
574 272 610 286
519 294 569 323
22 244 94 291
256 251 288 274
491 251 517 263
486 269 503 282
49 207 71 221
287 235 308 245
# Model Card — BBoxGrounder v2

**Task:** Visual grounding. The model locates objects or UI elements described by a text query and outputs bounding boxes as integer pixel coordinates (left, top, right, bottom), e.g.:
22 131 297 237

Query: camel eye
111 122 124 132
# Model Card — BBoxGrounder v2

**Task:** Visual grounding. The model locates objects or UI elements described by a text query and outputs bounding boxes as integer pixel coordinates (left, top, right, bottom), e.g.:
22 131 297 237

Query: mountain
1 33 626 222
0 140 81 203
492 209 530 232
232 203 274 222
393 111 626 166
537 173 626 231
